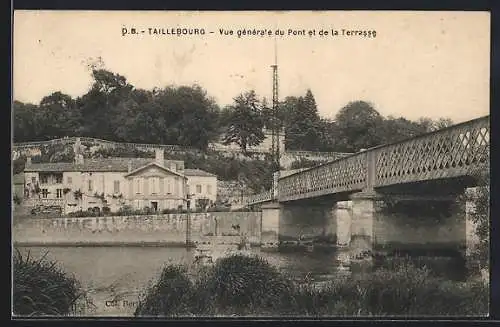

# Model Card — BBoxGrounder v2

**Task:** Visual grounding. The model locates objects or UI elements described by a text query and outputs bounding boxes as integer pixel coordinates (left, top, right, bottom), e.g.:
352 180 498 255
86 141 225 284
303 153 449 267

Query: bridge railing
245 190 273 206
372 116 489 187
278 151 368 202
249 115 489 204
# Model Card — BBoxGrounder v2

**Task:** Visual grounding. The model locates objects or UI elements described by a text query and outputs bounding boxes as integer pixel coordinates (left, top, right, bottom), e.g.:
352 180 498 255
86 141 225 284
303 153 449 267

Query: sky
13 10 490 123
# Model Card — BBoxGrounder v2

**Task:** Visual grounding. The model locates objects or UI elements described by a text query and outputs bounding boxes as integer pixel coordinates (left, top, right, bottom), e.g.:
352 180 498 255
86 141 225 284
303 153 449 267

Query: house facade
185 169 217 210
23 147 217 214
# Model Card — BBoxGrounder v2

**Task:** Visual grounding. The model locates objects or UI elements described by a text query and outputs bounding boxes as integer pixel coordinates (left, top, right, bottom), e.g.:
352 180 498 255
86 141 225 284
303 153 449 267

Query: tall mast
270 36 280 199
271 37 280 171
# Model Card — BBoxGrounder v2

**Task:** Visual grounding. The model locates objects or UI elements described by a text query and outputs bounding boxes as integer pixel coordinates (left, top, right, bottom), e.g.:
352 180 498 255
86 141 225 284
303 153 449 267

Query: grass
12 248 89 316
134 253 489 317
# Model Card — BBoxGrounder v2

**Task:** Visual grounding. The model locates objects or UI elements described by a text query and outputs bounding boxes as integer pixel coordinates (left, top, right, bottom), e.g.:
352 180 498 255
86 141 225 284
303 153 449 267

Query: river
16 245 353 316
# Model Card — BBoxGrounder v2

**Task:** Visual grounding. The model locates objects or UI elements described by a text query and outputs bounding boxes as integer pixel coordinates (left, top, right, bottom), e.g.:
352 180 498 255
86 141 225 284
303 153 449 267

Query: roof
183 169 216 177
13 174 24 184
24 158 184 173
124 162 185 178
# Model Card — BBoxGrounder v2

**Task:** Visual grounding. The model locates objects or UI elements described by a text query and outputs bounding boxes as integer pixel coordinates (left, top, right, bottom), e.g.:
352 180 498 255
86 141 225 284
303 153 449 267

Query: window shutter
144 178 149 196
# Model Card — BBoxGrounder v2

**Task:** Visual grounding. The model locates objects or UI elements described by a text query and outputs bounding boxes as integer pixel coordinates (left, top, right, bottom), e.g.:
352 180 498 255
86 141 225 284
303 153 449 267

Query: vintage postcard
12 10 490 318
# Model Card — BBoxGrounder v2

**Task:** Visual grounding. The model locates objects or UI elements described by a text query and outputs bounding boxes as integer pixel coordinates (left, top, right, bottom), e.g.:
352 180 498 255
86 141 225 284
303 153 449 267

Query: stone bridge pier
260 198 349 250
260 188 469 274
349 191 467 262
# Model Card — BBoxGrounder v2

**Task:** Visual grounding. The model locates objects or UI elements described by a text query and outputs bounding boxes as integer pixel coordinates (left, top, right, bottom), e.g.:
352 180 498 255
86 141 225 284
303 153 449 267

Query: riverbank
13 246 489 317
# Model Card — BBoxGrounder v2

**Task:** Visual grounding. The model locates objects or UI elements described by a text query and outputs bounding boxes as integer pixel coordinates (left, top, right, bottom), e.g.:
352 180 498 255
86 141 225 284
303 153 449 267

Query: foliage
13 157 27 175
134 254 488 317
93 146 154 159
207 206 231 212
290 158 328 170
13 69 221 150
333 101 385 152
73 190 83 200
222 91 265 155
135 265 194 316
282 90 323 151
13 67 456 156
13 194 22 205
13 248 87 316
466 169 490 270
196 198 210 211
165 151 275 192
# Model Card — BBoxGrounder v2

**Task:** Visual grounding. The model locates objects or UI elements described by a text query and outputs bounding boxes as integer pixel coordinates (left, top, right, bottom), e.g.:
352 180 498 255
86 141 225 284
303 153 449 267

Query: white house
185 169 217 210
23 146 217 214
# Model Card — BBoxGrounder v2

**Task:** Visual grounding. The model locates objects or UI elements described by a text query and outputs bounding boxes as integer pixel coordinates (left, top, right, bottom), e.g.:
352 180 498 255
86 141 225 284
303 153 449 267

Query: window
150 177 159 194
40 175 48 184
67 176 72 185
88 180 93 192
207 185 212 195
56 175 63 183
196 185 202 194
165 178 171 194
135 178 141 194
41 189 48 198
31 177 36 184
56 189 63 198
114 181 120 193
174 177 179 195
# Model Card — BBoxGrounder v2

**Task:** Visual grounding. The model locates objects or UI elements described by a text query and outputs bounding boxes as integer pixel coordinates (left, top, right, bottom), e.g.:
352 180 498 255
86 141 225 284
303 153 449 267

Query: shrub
13 249 87 316
134 265 193 317
13 194 22 205
133 254 489 317
206 254 294 313
207 206 230 212
67 210 98 218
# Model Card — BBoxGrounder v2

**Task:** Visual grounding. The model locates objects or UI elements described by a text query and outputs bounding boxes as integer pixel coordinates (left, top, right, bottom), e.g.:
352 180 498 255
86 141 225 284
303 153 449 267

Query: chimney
128 160 132 173
155 148 164 165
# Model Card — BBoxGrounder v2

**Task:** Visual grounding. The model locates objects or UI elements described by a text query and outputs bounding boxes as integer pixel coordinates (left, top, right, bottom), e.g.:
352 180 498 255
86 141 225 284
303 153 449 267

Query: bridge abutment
278 201 333 249
260 201 281 250
348 190 468 277
349 192 380 260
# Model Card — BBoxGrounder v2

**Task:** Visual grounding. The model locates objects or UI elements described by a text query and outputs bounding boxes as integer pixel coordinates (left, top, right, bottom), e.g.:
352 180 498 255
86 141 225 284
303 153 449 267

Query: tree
38 92 81 139
154 85 220 150
78 69 133 139
280 90 323 151
222 90 265 155
334 101 385 152
379 116 428 144
13 101 41 142
417 117 454 133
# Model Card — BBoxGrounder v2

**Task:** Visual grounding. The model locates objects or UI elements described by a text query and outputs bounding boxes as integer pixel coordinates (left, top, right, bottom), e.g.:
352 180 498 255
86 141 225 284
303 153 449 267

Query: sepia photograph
11 10 490 318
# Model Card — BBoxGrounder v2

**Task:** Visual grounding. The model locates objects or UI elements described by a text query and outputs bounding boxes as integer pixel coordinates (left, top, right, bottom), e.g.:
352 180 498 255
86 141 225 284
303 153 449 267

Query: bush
134 265 193 317
133 254 489 317
67 210 98 218
13 249 87 316
206 254 294 312
207 206 230 212
13 194 22 205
